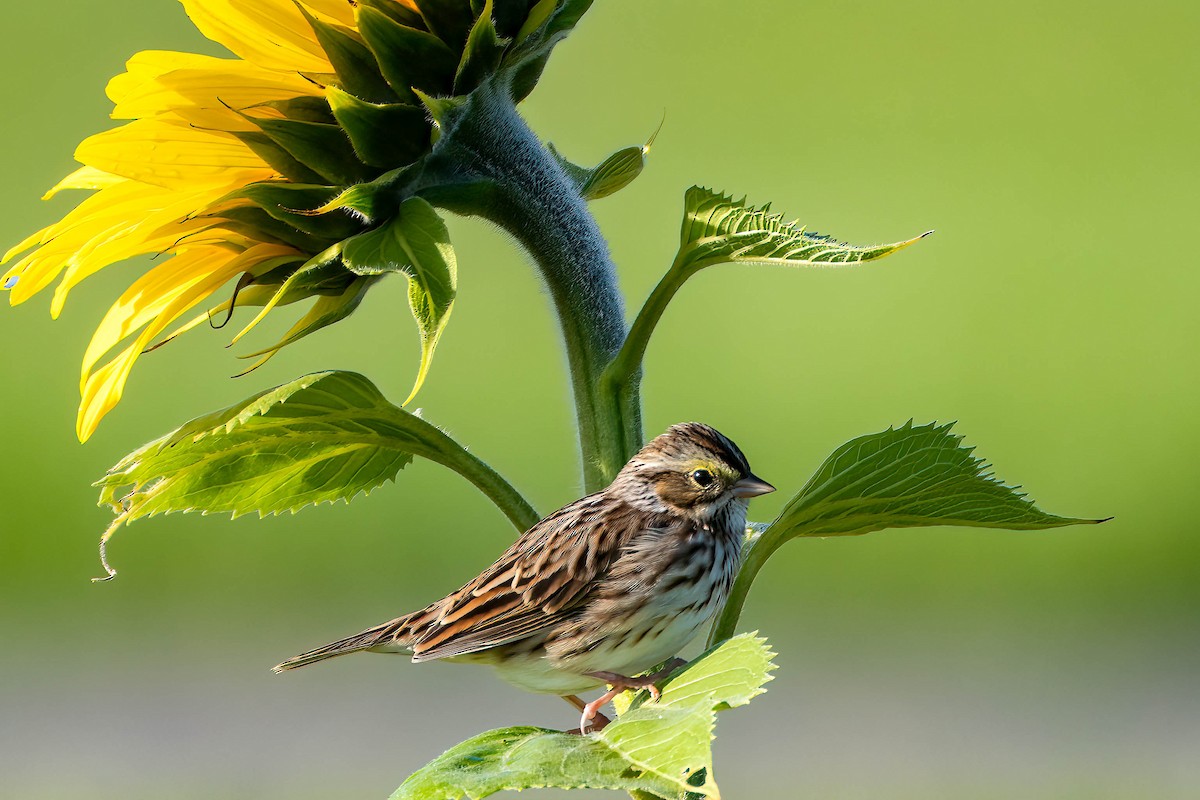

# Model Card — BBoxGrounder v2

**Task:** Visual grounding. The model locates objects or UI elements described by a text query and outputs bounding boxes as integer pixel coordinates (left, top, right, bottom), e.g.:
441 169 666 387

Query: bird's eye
691 469 714 487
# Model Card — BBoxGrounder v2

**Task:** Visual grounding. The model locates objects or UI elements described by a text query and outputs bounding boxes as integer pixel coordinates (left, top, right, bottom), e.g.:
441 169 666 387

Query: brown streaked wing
408 494 657 662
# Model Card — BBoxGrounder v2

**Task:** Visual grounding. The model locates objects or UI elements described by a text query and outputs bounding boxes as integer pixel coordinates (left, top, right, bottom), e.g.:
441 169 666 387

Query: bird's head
615 422 775 524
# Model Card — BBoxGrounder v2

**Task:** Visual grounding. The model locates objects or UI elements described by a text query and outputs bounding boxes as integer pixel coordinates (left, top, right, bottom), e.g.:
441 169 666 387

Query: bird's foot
574 659 689 733
561 695 611 735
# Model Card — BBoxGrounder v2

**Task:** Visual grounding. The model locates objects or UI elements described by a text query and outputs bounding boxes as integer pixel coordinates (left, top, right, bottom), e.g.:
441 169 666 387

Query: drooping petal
3 226 52 271
82 243 301 382
49 216 216 318
4 180 242 310
6 180 180 304
77 242 298 440
81 246 241 384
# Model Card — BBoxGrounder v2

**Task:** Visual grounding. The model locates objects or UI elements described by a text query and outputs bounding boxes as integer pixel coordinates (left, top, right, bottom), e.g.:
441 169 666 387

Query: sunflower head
3 0 590 440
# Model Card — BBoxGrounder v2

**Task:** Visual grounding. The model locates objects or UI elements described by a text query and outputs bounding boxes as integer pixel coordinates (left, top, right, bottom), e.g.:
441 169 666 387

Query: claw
580 687 622 733
561 694 610 734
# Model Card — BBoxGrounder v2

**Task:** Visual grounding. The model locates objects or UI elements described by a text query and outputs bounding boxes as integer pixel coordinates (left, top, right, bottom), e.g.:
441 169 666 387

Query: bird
274 422 775 732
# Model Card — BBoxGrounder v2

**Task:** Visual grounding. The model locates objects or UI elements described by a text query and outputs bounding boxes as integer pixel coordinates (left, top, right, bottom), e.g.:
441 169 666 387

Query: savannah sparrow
275 423 775 732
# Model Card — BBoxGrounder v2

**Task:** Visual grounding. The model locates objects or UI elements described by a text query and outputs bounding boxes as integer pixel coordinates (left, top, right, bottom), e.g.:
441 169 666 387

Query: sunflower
3 0 557 441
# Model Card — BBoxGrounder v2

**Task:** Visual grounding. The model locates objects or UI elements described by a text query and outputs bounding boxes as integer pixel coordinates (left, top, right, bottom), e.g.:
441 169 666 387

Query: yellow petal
42 166 123 200
302 0 357 27
111 59 320 123
77 242 297 441
81 246 239 383
106 50 230 104
81 243 299 382
75 118 274 190
50 216 216 318
180 0 335 73
4 180 168 303
3 225 52 270
25 179 151 245
79 272 234 442
6 180 235 310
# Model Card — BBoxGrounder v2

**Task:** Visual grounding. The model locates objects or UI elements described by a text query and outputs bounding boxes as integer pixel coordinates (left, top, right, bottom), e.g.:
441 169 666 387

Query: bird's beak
732 474 776 498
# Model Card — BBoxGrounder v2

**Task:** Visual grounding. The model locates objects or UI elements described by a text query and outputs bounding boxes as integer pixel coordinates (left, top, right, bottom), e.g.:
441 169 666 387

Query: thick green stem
432 82 643 490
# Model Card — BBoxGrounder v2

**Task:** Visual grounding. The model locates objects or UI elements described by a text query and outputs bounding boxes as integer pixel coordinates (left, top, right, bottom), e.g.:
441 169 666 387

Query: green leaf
597 705 717 797
454 0 508 94
772 421 1103 538
93 371 537 580
707 423 1106 645
341 197 457 405
514 0 557 42
488 0 529 39
357 5 459 101
580 146 648 200
326 86 430 168
657 633 776 712
258 95 336 124
304 164 416 224
412 88 468 134
94 372 417 579
605 186 931 396
391 724 695 800
509 0 593 51
393 634 776 800
678 186 931 274
210 205 331 252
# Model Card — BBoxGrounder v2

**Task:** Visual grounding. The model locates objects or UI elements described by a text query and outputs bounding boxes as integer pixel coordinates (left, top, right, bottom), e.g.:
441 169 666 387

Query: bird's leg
587 657 688 703
574 658 690 732
561 694 610 734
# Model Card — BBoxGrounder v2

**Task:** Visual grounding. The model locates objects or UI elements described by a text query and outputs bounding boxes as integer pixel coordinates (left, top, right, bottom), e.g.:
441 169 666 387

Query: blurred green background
2 1 1197 798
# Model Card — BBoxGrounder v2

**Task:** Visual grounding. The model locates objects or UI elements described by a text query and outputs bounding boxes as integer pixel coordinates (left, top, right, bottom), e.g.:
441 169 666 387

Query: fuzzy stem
434 83 642 490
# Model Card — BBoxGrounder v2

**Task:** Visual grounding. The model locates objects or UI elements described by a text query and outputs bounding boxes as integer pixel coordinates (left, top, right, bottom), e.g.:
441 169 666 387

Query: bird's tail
273 616 413 673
